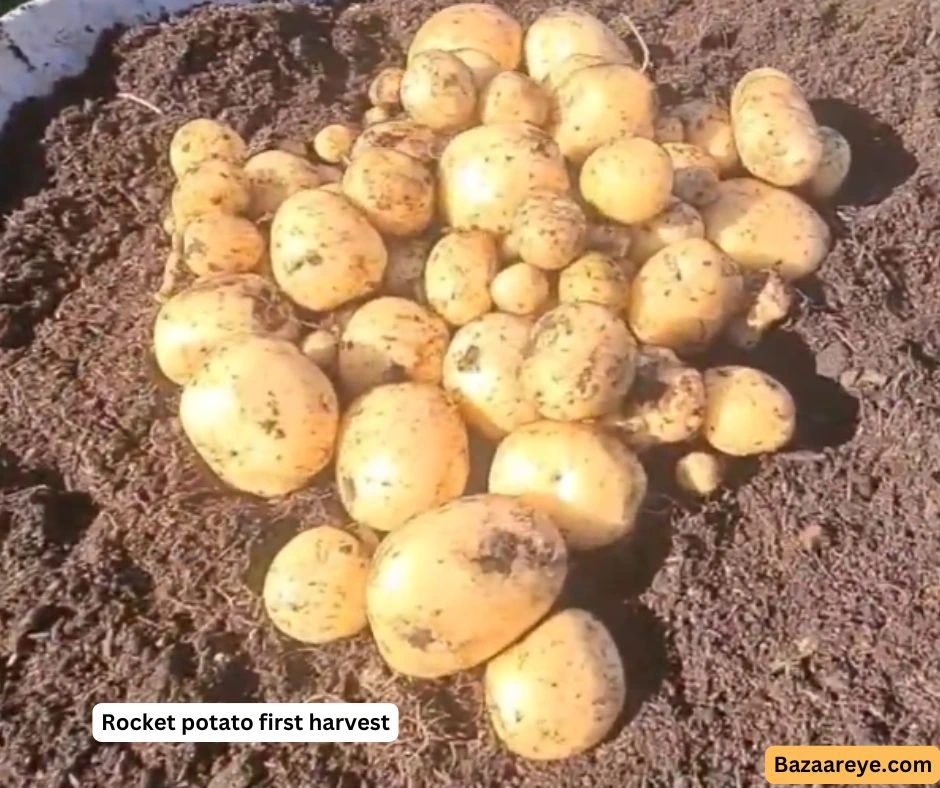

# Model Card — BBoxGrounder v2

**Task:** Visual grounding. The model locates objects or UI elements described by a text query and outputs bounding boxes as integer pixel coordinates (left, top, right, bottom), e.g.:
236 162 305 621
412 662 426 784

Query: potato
401 50 478 134
313 124 358 164
586 222 634 260
366 494 566 677
485 609 624 760
407 4 523 71
424 230 498 326
338 296 449 397
453 48 501 91
270 189 387 311
180 335 339 497
550 63 657 163
301 328 339 370
662 143 721 207
490 263 550 316
480 71 549 127
153 273 297 385
673 100 739 175
524 8 632 83
725 271 793 348
169 118 246 179
675 451 724 497
503 191 586 271
558 251 630 309
489 421 647 549
654 111 685 144
580 137 673 224
178 214 264 277
336 382 469 532
700 178 831 280
703 366 796 456
630 198 704 264
351 119 442 164
522 302 637 421
439 123 570 234
342 149 435 237
628 238 743 353
170 160 250 228
731 68 823 187
383 236 433 300
806 126 851 201
363 105 395 126
242 150 321 219
263 526 373 644
368 67 405 108
541 52 610 94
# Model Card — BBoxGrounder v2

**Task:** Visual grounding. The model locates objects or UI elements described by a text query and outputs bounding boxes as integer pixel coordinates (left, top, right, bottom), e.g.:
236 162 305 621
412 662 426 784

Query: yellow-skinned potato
180 214 265 276
338 296 449 397
169 118 246 179
806 126 851 201
180 335 339 497
263 526 373 644
673 100 739 175
342 149 435 237
424 230 498 326
490 263 550 317
701 178 831 280
480 71 550 127
367 494 567 678
438 123 570 234
504 191 586 271
383 236 433 300
485 609 625 760
242 150 322 219
443 312 539 440
662 143 721 207
541 52 610 94
558 251 630 309
453 48 501 91
368 67 405 108
153 273 297 385
675 451 724 496
363 105 395 126
631 198 704 264
336 383 469 532
351 119 442 164
270 189 387 311
301 328 339 370
407 4 523 71
654 111 685 144
522 302 637 421
170 160 250 228
400 50 478 134
703 366 796 456
580 137 673 224
313 124 358 164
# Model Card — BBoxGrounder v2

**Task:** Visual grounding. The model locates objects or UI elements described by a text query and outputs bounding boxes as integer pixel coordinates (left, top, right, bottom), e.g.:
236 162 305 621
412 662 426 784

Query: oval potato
558 251 630 309
504 191 586 271
408 4 523 71
243 150 322 219
313 124 358 164
424 230 499 326
400 50 478 134
351 119 442 164
180 214 265 276
480 71 550 127
580 137 673 224
171 160 250 227
806 125 851 201
369 67 405 108
524 8 632 83
169 118 246 179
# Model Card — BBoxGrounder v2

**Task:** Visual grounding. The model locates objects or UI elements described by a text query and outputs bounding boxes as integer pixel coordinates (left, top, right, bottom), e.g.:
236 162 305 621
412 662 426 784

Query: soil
0 0 938 785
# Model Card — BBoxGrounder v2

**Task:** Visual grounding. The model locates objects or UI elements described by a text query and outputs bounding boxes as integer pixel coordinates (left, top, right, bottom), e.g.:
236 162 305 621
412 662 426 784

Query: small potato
401 50 478 134
654 111 685 144
490 263 550 317
336 383 469 531
481 71 550 127
407 3 523 71
243 150 321 219
180 214 264 277
301 328 339 370
586 222 634 261
453 48 501 91
442 312 540 439
541 52 610 94
351 119 442 164
631 198 704 264
558 251 629 309
675 451 724 496
313 124 358 164
485 609 624 760
504 191 586 271
580 137 673 224
673 100 739 175
662 143 721 207
338 296 449 397
522 302 637 421
806 125 851 201
489 421 647 550
725 271 793 348
342 148 435 237
383 236 434 300
368 67 405 108
628 238 744 353
363 105 395 126
263 526 373 644
170 160 250 227
425 230 499 326
700 178 831 280
169 118 246 179
703 366 796 456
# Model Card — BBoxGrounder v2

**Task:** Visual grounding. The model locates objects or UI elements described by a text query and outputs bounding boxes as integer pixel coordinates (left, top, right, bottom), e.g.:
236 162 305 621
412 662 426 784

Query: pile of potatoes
150 3 850 761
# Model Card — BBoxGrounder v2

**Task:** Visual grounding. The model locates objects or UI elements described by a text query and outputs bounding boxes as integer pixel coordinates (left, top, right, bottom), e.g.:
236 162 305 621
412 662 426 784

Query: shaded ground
0 1 938 785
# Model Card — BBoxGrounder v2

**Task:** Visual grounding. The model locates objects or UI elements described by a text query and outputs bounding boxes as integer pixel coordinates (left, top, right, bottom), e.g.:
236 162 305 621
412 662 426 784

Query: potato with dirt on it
725 271 793 348
369 67 405 108
179 214 265 277
805 126 852 201
675 451 724 497
490 263 550 317
503 191 586 271
453 48 501 90
351 119 442 164
169 118 246 179
558 251 630 310
170 159 250 227
313 124 358 164
400 50 478 134
301 328 339 370
631 198 704 264
673 99 738 175
242 150 321 219
408 3 523 71
424 230 499 326
383 236 434 301
480 71 550 127
662 143 721 207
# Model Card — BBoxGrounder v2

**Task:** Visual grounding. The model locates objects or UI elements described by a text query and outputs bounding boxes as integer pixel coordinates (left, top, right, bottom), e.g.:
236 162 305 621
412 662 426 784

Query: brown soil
1 1 938 785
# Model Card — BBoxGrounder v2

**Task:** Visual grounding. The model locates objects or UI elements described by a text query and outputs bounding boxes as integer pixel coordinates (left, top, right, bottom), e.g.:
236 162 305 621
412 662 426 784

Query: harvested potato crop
480 71 550 127
703 366 796 456
806 126 851 201
673 99 739 175
424 230 498 326
485 609 625 760
654 111 685 144
522 302 637 421
169 118 246 179
179 335 339 497
400 50 478 134
336 382 469 532
489 420 647 550
558 251 630 309
243 150 322 219
363 105 395 126
367 494 566 678
628 238 743 353
580 137 673 224
313 124 358 164
383 236 434 300
368 67 405 108
342 148 435 237
180 214 265 276
524 8 632 83
338 296 449 397
301 328 339 370
662 143 721 207
270 188 387 311
153 273 297 385
490 263 550 316
503 191 586 271
675 451 724 496
438 123 570 234
351 119 442 164
453 48 501 90
700 178 831 280
407 3 523 71
631 198 704 264
725 271 793 348
170 160 250 228
263 526 373 644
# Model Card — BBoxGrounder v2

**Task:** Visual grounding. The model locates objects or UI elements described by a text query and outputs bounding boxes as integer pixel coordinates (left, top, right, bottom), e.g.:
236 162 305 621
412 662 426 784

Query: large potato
489 421 647 550
170 160 250 228
242 150 321 219
631 198 704 264
524 8 632 83
700 178 831 280
673 100 738 175
580 137 673 224
480 71 550 127
503 191 586 271
367 494 567 678
336 383 469 532
180 214 265 276
400 50 478 133
806 126 852 201
490 263 550 317
425 230 498 326
350 119 442 164
407 4 523 70
438 122 570 234
179 335 339 497
169 118 246 178
558 251 630 310
270 189 387 311
485 609 625 760
662 142 721 207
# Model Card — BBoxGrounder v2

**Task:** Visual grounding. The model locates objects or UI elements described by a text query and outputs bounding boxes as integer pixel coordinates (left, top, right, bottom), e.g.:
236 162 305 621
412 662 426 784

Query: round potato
170 160 250 228
489 420 647 550
453 48 501 91
558 251 630 310
367 494 567 678
580 137 673 224
368 67 405 108
654 111 685 144
400 50 478 134
673 100 739 175
480 71 550 127
524 8 632 83
180 335 339 497
270 189 387 311
301 328 339 370
383 236 434 300
806 126 852 201
180 213 265 276
662 143 721 207
503 191 586 271
703 366 796 456
336 382 469 532
631 198 704 264
350 119 442 164
313 124 358 164
675 451 724 496
242 150 322 219
424 230 498 326
169 118 246 179
442 312 539 439
407 4 523 70
263 525 373 644
485 609 624 760
490 263 551 316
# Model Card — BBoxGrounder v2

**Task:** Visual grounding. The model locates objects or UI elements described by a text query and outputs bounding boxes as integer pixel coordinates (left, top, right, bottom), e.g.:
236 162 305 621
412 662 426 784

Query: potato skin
631 198 704 264
453 48 501 91
558 251 630 309
351 120 442 164
180 214 264 276
806 126 851 201
673 100 739 175
169 118 246 178
407 3 523 71
505 191 586 271
401 50 478 134
524 8 632 83
243 150 322 219
170 160 250 227
425 230 498 326
662 143 721 208
490 263 550 316
367 494 567 678
480 71 549 127
580 138 674 224
485 609 625 760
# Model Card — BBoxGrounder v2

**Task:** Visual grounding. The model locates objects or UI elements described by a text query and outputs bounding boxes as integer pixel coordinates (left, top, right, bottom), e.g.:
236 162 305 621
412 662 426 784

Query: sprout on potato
424 230 499 326
180 213 265 277
170 159 250 228
401 50 478 134
407 3 523 71
503 190 586 271
558 251 630 309
581 137 674 224
368 67 405 108
490 263 551 317
480 71 550 127
169 118 246 179
313 124 359 164
662 142 721 207
675 451 724 497
630 197 704 264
